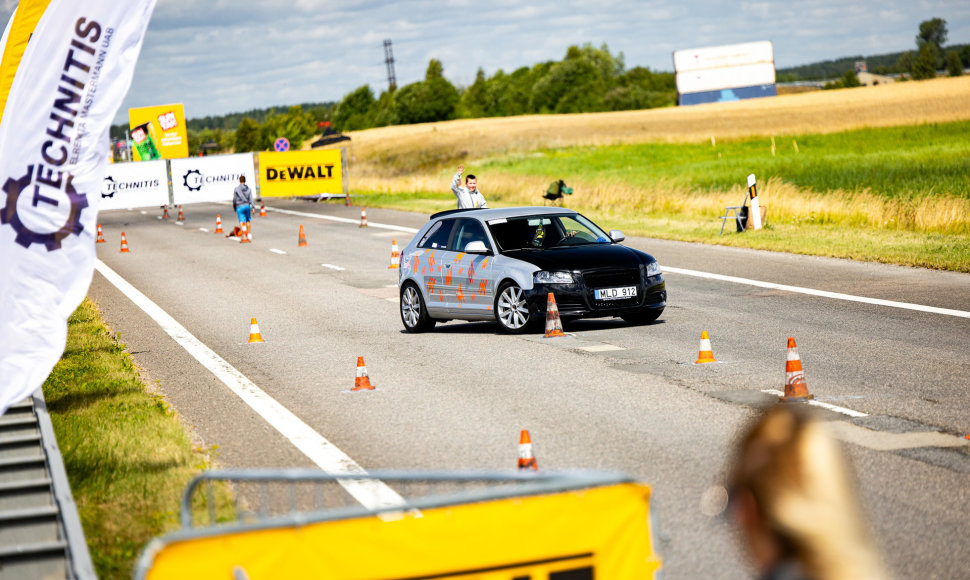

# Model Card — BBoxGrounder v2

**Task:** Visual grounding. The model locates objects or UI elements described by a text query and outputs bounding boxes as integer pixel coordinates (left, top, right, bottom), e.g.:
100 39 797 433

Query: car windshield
486 213 611 252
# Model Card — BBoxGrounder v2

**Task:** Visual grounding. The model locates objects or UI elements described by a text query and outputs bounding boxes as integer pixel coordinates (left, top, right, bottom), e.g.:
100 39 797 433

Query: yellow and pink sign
128 103 188 160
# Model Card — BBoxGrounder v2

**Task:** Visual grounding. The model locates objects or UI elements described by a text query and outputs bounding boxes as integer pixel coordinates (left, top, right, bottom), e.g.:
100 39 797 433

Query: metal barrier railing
179 469 634 531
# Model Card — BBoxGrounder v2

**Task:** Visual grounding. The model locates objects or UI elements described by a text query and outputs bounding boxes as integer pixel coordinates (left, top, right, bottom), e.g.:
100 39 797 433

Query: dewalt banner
258 149 344 197
128 103 189 160
139 482 661 580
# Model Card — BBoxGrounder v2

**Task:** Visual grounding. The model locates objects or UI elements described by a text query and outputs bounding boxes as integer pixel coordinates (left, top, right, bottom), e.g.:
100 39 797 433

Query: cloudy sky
2 0 968 123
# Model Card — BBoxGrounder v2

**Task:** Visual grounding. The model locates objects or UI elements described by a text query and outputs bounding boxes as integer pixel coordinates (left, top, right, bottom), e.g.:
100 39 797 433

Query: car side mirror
464 240 491 254
609 230 625 243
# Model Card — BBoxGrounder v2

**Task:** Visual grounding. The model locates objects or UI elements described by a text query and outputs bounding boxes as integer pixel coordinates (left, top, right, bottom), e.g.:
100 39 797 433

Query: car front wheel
401 282 436 333
495 281 537 334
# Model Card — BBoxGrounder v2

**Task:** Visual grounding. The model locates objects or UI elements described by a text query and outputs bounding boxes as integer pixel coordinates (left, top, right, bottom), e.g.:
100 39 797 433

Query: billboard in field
170 153 256 205
673 41 776 106
258 149 345 197
128 103 189 160
100 160 169 210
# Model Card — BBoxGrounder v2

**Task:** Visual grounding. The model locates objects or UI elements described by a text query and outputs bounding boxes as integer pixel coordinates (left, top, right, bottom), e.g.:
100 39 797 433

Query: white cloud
0 0 966 122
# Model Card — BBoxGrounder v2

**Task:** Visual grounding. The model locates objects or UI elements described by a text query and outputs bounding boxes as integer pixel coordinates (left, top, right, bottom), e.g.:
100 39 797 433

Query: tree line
332 43 675 132
779 18 967 84
110 19 963 156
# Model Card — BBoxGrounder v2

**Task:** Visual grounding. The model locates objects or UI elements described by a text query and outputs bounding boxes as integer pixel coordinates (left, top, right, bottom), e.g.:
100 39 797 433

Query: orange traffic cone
298 225 308 247
344 193 351 207
359 207 368 228
543 293 566 338
177 205 184 221
96 224 105 243
783 337 813 401
119 231 130 253
161 205 169 219
240 222 251 244
352 356 375 391
259 203 267 217
518 430 538 471
247 318 264 343
694 331 718 363
214 214 224 234
388 239 400 269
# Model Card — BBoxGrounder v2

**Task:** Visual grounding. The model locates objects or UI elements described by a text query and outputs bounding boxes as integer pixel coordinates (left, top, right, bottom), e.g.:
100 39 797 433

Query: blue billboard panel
678 84 777 106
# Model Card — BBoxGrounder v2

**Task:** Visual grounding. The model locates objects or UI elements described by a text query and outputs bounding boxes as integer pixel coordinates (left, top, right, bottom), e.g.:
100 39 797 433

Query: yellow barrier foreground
137 471 661 580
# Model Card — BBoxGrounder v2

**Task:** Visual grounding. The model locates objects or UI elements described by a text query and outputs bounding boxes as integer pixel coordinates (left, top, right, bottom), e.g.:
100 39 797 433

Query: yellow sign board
128 103 189 160
138 483 661 580
258 149 344 197
141 482 661 579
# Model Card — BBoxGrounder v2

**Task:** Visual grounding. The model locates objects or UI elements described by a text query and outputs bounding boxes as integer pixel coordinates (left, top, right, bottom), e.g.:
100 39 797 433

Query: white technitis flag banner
0 0 156 414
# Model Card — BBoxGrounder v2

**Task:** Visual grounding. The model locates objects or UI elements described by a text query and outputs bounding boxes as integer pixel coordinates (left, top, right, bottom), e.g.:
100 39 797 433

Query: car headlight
533 270 574 284
646 262 661 277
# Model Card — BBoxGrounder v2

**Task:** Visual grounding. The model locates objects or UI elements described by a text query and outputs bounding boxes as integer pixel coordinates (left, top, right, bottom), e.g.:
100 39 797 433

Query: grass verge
334 192 970 271
341 120 970 272
42 298 232 579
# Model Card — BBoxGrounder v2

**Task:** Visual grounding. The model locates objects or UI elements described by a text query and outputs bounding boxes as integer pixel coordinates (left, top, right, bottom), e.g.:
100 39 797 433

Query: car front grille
582 268 644 310
583 269 640 289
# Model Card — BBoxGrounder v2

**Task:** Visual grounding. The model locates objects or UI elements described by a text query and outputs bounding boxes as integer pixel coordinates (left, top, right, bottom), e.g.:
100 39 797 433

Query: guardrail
0 389 95 580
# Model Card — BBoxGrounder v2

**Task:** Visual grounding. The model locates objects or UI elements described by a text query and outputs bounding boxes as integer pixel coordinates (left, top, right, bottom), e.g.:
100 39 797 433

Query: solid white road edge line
761 389 868 418
664 266 970 319
260 206 968 318
94 259 408 512
267 206 420 234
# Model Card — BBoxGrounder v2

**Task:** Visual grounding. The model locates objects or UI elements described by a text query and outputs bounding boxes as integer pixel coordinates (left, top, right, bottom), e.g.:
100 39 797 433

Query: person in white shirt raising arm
451 164 488 209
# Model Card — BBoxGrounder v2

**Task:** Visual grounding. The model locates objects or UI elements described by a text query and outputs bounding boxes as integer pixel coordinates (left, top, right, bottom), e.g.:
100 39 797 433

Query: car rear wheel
495 281 537 334
401 282 436 333
622 308 663 325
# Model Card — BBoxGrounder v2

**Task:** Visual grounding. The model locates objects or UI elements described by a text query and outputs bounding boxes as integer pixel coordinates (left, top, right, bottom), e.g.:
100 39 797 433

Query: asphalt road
89 200 970 579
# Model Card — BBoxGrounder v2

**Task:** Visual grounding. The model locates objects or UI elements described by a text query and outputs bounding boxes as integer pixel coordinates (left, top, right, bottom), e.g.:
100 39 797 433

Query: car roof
429 206 577 221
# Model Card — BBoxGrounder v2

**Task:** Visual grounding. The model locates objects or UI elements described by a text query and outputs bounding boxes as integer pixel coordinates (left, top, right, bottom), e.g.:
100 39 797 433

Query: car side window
418 219 455 249
452 219 491 252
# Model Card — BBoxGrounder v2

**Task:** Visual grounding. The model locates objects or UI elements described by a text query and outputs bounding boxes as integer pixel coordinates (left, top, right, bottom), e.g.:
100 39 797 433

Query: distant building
857 71 895 86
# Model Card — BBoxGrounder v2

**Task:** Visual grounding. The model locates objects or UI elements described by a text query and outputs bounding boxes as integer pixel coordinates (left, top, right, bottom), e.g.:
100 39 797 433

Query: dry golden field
334 75 970 177
308 76 970 269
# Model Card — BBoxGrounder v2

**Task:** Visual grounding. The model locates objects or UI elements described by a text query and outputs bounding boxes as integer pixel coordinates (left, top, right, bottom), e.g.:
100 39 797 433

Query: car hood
502 244 647 271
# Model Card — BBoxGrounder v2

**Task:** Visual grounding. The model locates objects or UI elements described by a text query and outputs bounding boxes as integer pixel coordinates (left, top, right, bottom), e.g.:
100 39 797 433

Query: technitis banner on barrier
258 149 344 197
0 0 156 415
100 160 168 210
171 153 256 205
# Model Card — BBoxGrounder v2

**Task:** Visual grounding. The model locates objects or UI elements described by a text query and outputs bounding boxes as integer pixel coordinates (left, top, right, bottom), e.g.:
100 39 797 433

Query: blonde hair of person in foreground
728 405 889 580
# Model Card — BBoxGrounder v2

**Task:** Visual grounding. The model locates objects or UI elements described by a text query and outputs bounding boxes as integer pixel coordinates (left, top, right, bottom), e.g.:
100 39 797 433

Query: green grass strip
42 298 230 579
481 121 970 200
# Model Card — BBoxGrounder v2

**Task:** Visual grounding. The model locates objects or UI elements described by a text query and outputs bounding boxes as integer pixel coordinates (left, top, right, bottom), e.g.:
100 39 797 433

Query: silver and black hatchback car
399 206 666 333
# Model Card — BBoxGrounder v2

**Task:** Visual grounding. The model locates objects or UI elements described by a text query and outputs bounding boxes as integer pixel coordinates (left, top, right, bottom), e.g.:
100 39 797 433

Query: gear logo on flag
1 165 88 251
183 168 203 191
102 175 116 198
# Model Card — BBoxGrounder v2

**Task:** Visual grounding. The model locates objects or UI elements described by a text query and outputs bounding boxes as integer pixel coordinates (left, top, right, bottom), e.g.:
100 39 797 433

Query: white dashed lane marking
578 344 625 352
322 264 345 271
270 248 287 255
761 389 868 417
